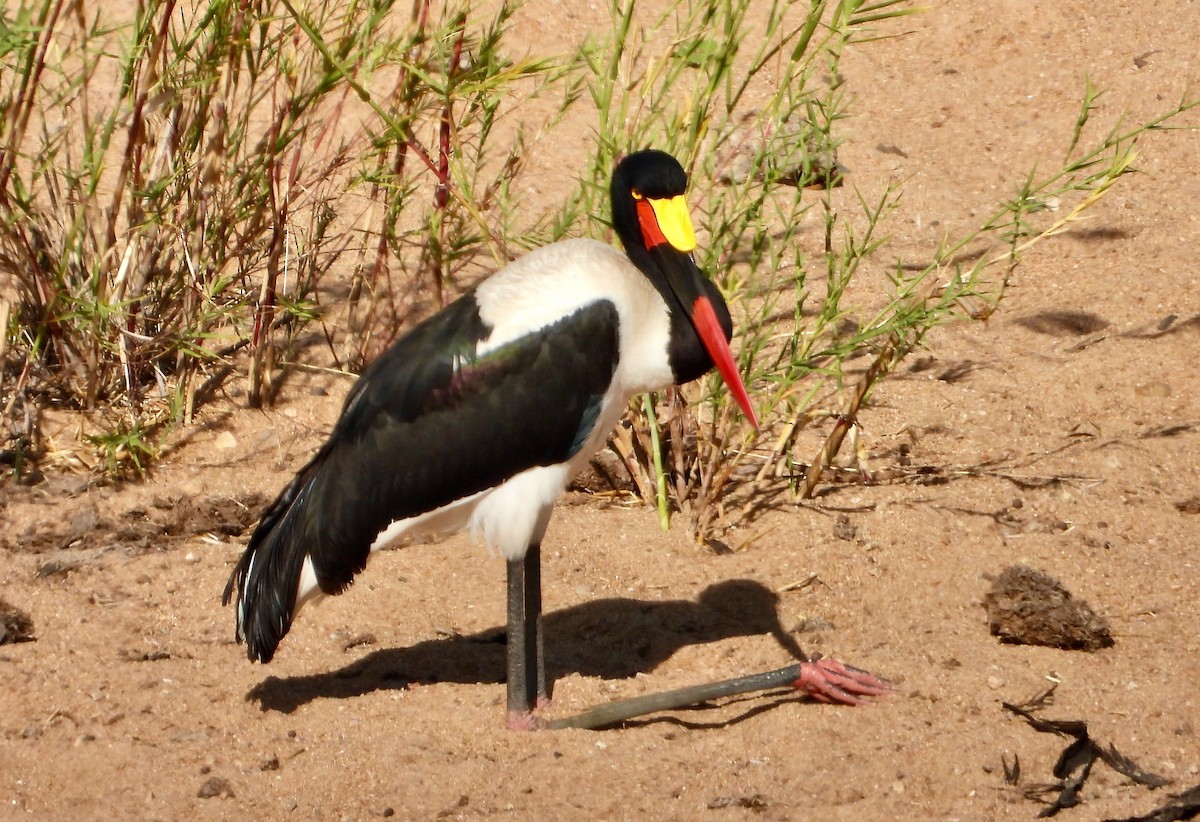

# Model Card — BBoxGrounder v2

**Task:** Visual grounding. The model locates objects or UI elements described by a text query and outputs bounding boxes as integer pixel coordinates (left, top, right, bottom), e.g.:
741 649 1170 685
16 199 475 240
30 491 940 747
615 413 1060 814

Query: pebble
197 776 235 799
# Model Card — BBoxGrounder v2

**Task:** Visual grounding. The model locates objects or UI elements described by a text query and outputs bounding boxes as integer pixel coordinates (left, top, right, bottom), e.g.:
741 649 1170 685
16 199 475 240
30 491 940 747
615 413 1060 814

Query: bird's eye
631 189 644 200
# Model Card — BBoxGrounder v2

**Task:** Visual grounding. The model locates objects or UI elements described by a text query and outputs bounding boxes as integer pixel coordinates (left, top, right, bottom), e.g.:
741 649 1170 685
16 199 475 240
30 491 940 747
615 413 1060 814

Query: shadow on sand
247 578 808 715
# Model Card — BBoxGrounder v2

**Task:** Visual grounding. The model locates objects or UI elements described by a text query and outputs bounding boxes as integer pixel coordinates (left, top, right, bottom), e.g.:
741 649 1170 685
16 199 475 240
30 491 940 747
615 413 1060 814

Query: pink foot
794 658 892 705
505 709 547 731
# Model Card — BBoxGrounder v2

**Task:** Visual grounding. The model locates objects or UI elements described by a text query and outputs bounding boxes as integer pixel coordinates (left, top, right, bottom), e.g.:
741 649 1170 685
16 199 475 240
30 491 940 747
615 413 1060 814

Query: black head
610 149 689 249
606 150 760 428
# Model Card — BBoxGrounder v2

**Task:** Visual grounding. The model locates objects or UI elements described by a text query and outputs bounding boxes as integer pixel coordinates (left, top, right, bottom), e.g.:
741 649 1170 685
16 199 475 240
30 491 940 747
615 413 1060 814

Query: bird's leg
546 659 892 731
505 543 547 730
528 543 548 706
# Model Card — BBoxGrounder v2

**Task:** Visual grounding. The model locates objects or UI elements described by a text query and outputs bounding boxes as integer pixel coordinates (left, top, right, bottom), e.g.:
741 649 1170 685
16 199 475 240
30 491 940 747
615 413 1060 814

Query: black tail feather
222 470 314 663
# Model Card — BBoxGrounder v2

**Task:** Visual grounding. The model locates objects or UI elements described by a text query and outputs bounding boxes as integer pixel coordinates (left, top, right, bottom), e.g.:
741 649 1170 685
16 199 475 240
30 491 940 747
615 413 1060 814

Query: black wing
223 293 620 661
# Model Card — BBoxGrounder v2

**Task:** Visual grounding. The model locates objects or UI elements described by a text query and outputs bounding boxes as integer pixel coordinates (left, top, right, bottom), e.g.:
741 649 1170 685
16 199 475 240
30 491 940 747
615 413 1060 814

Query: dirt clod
1174 496 1200 515
197 776 235 799
833 513 858 541
707 794 769 812
983 565 1114 651
0 597 35 644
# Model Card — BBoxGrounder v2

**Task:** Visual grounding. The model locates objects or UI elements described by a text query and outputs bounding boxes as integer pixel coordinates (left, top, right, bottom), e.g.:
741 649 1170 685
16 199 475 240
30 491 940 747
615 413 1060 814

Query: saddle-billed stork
223 150 887 729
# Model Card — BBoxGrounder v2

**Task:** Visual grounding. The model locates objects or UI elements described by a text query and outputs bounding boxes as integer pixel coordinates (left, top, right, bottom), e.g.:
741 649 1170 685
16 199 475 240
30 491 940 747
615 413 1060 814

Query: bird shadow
247 578 807 714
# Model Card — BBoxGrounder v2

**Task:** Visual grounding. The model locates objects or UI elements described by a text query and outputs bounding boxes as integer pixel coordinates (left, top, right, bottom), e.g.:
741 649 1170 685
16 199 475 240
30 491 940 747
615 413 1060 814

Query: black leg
505 543 545 729
526 543 547 705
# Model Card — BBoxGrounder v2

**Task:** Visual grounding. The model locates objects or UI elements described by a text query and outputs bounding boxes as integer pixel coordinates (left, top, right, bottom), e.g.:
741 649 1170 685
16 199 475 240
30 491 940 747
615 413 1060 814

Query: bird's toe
793 658 893 706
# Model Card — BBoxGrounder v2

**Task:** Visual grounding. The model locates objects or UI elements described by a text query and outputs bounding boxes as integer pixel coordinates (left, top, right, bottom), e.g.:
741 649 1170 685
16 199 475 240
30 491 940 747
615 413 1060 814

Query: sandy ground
3 1 1199 820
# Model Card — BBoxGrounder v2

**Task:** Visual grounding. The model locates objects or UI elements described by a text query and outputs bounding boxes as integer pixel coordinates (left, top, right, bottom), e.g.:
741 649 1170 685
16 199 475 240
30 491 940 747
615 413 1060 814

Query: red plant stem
435 114 450 210
426 23 465 305
0 0 72 372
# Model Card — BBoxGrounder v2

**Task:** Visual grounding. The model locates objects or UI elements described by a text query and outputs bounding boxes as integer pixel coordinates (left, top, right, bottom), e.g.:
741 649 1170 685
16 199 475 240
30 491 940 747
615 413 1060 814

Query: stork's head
610 150 758 429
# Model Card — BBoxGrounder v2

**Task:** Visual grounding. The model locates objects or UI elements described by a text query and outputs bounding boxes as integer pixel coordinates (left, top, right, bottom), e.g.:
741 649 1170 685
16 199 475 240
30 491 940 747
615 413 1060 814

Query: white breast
475 238 676 397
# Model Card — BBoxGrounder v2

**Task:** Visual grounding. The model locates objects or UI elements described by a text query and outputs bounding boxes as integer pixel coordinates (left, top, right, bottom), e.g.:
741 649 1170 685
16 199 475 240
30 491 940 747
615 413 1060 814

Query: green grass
0 0 561 441
1 0 1195 542
551 0 1196 540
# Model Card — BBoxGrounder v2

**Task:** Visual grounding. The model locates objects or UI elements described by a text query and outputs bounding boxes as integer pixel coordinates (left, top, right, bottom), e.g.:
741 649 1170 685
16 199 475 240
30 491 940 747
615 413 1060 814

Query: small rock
1134 381 1171 398
1173 496 1200 515
793 615 834 634
0 597 35 645
833 514 857 541
197 776 235 799
214 431 238 450
36 558 82 579
707 794 769 811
